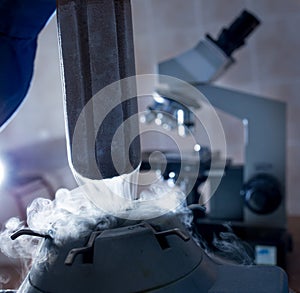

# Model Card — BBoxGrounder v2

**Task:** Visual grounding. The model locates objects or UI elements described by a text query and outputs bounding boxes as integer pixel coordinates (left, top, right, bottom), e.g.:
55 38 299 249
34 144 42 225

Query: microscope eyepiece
207 10 260 57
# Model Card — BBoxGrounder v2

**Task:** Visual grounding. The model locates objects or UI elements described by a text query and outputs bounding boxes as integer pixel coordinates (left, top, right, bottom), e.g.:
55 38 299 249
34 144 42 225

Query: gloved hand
0 0 56 128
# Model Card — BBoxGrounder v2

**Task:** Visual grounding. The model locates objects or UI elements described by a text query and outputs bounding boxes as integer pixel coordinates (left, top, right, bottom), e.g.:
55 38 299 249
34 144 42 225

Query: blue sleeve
0 0 56 127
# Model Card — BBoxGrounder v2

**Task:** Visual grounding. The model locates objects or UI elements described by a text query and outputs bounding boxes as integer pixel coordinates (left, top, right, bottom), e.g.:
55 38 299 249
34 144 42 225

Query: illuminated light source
167 179 175 187
153 92 165 104
162 124 171 130
155 113 163 126
0 159 6 185
177 109 186 137
155 118 162 126
178 125 185 137
169 172 176 179
242 119 249 126
194 144 201 152
140 115 146 123
177 109 184 125
157 113 163 119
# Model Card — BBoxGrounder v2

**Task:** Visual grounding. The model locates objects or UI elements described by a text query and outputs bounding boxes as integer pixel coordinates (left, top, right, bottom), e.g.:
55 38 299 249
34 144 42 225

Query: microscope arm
195 84 286 182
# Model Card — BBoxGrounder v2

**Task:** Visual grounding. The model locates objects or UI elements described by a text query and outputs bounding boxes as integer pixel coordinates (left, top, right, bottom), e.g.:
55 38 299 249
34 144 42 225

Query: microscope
143 10 291 268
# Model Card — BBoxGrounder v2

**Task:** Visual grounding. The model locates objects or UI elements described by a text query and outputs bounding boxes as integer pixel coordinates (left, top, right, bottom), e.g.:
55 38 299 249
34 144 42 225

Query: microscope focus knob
241 174 282 215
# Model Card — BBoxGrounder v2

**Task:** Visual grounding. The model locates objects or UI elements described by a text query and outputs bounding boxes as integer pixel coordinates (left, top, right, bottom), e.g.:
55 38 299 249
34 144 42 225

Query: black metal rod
11 229 52 240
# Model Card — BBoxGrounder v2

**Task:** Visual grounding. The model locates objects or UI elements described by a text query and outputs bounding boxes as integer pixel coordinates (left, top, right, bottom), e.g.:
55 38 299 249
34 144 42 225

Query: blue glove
0 0 56 128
